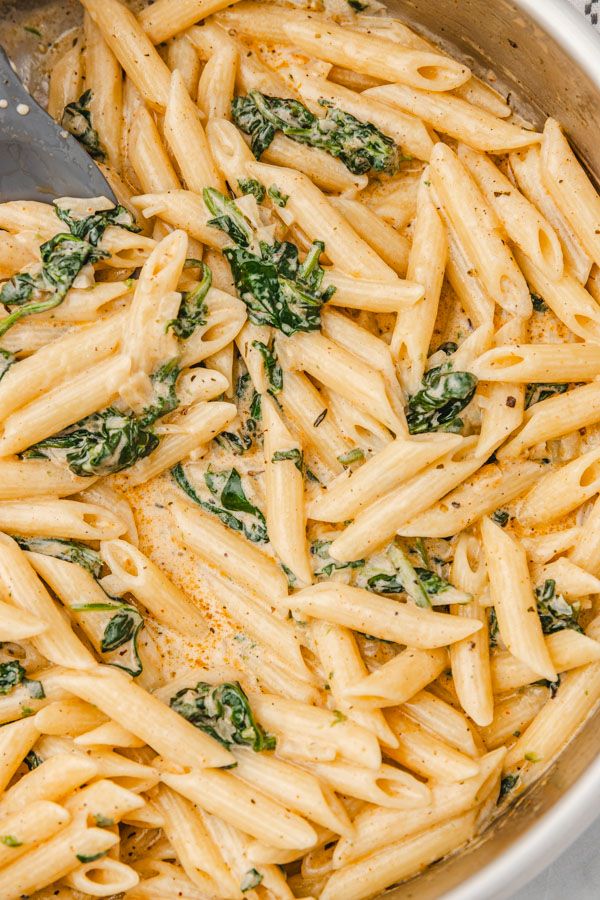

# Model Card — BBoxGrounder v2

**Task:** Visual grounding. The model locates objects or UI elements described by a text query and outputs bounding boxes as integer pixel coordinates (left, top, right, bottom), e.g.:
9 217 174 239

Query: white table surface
512 3 600 895
511 815 600 898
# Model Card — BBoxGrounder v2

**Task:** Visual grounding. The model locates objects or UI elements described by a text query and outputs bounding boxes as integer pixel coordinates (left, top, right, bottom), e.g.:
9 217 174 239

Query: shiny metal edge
0 1 600 898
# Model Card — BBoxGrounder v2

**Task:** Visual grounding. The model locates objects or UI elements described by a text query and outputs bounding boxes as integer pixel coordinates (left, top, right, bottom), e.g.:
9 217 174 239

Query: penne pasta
262 395 312 585
430 142 532 318
458 144 562 279
541 118 600 269
5 3 600 892
518 445 600 526
80 0 171 111
160 766 318 851
392 170 447 389
286 582 483 649
218 5 470 91
53 666 234 769
140 0 243 44
365 83 541 152
481 517 556 681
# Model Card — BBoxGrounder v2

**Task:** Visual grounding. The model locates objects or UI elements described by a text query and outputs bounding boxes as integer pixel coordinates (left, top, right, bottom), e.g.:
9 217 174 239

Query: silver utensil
0 45 114 201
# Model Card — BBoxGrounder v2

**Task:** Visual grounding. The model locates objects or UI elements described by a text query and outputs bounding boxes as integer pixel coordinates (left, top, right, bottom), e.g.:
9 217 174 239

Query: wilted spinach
204 188 334 335
272 448 303 472
535 579 582 634
24 407 159 477
216 373 261 455
237 178 266 202
530 292 547 312
311 539 364 578
407 364 477 434
0 349 15 382
491 509 509 527
0 661 25 695
241 869 264 892
72 599 144 677
232 91 400 176
498 773 519 804
170 680 276 751
267 185 288 208
0 203 139 337
172 463 268 543
364 544 470 606
252 340 283 393
24 750 42 770
61 89 105 160
24 358 179 476
13 536 103 578
525 382 569 409
488 607 499 647
168 262 211 340
54 205 140 245
0 661 43 699
141 358 181 425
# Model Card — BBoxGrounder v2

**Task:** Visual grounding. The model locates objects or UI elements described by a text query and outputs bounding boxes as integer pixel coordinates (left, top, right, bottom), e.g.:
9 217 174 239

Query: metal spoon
0 46 115 202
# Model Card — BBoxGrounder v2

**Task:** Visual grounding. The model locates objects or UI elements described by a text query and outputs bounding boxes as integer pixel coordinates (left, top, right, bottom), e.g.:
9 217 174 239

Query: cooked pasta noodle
0 3 598 898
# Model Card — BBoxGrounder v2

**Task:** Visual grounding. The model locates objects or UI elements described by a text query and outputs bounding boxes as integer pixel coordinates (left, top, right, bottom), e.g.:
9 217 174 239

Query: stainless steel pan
0 0 599 896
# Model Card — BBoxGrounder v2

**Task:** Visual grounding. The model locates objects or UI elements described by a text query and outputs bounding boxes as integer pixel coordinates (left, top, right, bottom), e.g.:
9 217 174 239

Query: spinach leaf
365 545 470 606
25 357 179 477
141 358 181 426
535 579 582 634
369 544 430 607
0 661 25 695
268 185 288 207
172 463 268 543
241 868 264 892
0 202 138 338
497 773 519 804
238 178 266 202
0 236 100 337
168 262 211 340
0 349 15 383
530 292 547 312
94 814 115 828
407 364 477 434
101 610 140 651
525 382 569 409
77 851 108 864
488 607 499 647
24 408 159 477
215 429 253 455
24 750 42 770
13 536 103 578
347 0 369 8
272 448 303 471
170 680 276 751
216 375 261 455
232 91 401 176
204 188 334 335
1 835 22 847
491 509 509 527
54 204 140 246
338 447 364 466
204 187 254 247
61 89 105 161
252 340 283 393
73 600 144 677
311 539 364 578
